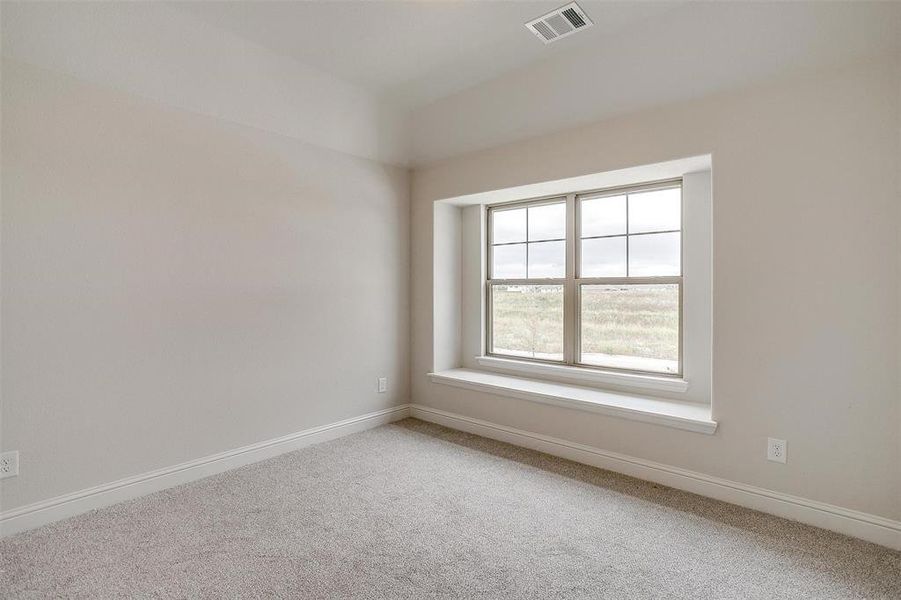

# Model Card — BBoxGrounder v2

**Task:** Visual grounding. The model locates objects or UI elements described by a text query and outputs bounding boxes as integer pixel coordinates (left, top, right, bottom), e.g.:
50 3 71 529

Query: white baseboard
410 404 901 550
0 404 412 537
5 402 898 551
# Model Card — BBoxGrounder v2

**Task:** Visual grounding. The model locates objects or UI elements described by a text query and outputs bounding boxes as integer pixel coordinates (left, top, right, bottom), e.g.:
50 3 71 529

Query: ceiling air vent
526 2 593 44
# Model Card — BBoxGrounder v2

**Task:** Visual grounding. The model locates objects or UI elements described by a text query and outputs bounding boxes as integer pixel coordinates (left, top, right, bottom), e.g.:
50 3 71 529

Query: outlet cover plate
0 451 19 478
377 377 388 393
767 438 787 464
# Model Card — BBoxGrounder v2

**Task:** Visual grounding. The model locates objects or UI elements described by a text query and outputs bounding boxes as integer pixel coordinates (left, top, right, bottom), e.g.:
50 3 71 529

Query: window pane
492 208 526 244
628 188 680 234
581 195 626 238
528 240 565 278
528 202 565 241
492 243 526 279
581 236 626 277
629 232 680 276
580 284 679 374
491 284 563 361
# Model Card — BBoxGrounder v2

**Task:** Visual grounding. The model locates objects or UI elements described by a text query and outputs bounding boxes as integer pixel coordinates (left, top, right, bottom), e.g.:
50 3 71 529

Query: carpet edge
0 404 413 537
409 403 901 551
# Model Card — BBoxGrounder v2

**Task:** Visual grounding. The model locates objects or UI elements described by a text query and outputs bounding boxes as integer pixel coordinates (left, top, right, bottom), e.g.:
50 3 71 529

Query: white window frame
485 178 683 381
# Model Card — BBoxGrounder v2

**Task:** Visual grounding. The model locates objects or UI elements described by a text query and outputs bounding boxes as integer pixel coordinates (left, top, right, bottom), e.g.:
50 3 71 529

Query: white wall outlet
0 451 19 479
377 377 388 393
767 438 787 463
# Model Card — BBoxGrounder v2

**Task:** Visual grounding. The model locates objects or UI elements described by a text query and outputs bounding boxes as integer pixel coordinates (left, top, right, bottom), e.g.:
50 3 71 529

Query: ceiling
4 1 899 165
408 0 901 162
170 1 682 109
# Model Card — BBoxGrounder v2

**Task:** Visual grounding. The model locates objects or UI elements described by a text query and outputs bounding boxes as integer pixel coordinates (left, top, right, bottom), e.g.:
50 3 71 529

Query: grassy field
491 284 678 362
491 285 564 357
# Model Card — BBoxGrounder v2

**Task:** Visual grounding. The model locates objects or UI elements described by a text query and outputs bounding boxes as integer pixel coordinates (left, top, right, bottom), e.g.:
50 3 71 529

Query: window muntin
489 199 567 280
577 186 682 278
487 181 682 376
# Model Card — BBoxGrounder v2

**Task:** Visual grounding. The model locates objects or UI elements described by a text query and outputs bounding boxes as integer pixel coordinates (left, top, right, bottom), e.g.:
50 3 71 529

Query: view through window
487 181 682 375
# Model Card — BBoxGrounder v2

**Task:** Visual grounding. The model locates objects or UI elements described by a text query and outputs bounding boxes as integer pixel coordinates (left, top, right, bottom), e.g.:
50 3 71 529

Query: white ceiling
408 1 901 163
168 0 901 163
4 1 899 165
169 1 683 109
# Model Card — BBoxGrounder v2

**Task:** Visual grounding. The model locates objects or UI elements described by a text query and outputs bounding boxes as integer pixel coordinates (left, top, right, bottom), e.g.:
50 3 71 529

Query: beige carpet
1 418 899 599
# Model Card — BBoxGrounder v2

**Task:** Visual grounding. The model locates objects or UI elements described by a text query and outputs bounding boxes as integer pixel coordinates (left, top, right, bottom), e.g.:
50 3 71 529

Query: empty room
1 0 899 597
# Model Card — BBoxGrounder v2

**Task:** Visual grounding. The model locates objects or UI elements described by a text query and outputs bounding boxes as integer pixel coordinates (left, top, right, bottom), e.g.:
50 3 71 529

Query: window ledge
427 368 716 435
475 355 689 393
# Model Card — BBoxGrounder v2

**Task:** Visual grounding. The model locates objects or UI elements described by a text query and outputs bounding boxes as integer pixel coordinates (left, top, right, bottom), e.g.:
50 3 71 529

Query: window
487 180 682 376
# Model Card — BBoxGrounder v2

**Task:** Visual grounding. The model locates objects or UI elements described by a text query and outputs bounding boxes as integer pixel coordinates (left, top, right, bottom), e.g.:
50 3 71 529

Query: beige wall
412 57 901 520
0 60 410 511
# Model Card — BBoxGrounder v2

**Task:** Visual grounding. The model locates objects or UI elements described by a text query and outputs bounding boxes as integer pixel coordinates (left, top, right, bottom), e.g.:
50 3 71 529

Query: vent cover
526 2 593 44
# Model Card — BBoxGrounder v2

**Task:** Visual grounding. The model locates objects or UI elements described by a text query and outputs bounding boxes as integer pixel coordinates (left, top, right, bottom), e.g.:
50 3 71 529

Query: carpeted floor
1 419 899 599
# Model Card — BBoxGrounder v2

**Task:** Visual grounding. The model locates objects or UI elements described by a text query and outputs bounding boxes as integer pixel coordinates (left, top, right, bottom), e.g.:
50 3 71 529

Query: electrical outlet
0 451 19 479
767 438 786 464
377 377 388 393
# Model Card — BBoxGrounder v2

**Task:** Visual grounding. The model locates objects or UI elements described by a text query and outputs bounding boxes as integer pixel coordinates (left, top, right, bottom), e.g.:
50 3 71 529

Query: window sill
427 368 716 435
475 355 689 393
